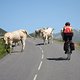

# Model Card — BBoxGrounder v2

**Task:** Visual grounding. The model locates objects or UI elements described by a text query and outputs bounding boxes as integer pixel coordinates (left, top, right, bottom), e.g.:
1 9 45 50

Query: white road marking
39 46 41 49
33 74 37 80
39 47 43 52
29 40 44 80
42 54 44 59
38 61 43 71
42 49 43 53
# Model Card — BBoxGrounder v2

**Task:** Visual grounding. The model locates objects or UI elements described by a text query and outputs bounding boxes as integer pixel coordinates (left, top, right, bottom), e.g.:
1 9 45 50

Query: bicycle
65 40 72 60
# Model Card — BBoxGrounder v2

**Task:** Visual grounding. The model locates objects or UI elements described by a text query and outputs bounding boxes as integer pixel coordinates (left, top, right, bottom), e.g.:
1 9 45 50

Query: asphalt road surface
0 38 80 80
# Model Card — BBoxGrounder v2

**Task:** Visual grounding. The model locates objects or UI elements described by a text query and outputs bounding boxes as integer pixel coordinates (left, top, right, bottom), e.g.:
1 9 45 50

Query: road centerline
33 74 37 80
28 39 44 80
38 61 43 71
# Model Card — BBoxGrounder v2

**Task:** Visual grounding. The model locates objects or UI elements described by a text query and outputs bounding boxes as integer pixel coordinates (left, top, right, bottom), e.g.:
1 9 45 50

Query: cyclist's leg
63 33 68 54
66 34 73 60
69 33 73 53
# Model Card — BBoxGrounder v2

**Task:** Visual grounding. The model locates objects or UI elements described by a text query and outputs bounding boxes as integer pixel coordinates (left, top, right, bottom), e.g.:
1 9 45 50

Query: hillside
73 29 80 42
30 29 80 42
54 29 80 42
0 28 7 36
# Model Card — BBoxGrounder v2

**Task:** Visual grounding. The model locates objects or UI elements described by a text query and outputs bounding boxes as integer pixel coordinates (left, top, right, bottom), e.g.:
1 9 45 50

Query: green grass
76 42 80 50
54 39 80 51
0 39 7 59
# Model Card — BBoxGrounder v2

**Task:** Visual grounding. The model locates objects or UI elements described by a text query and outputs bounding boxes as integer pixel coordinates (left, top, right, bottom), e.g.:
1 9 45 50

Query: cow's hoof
21 50 23 52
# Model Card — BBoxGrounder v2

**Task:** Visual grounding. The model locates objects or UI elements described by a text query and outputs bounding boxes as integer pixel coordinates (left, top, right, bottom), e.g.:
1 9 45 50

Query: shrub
0 39 7 59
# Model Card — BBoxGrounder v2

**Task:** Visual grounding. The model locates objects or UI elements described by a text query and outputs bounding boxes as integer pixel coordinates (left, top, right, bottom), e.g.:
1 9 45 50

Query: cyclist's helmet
65 22 70 26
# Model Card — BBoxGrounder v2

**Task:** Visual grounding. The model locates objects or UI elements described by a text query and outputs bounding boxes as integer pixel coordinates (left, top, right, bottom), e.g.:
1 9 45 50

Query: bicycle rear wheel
67 53 71 60
66 43 71 60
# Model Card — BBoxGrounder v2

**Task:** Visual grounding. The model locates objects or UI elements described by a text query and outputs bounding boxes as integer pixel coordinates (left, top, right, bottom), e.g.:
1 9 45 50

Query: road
0 38 80 80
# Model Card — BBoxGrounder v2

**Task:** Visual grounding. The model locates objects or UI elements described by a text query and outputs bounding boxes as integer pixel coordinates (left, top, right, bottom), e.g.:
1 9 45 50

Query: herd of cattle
3 27 54 53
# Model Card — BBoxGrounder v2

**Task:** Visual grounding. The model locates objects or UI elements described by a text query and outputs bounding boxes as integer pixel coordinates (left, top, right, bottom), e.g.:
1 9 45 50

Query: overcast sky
0 0 80 33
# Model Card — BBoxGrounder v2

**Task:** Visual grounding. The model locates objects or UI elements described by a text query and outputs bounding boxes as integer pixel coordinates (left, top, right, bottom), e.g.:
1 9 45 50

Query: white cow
4 29 27 53
40 27 54 44
35 28 46 38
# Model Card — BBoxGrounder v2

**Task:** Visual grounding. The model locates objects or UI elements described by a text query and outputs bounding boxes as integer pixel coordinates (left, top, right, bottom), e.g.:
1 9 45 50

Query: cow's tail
22 30 34 38
28 34 34 38
22 30 28 35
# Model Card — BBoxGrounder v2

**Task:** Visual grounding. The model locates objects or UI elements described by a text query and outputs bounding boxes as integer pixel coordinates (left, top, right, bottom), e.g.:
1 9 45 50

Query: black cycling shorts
62 33 73 41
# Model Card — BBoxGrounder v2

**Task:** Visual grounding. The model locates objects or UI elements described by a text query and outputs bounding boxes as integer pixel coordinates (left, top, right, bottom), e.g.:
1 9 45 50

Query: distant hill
0 28 7 36
28 29 80 42
29 32 35 37
73 29 80 42
54 29 80 42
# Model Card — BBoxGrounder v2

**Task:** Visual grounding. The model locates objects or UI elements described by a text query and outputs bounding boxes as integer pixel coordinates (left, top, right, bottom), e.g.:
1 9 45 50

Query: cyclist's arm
71 27 74 36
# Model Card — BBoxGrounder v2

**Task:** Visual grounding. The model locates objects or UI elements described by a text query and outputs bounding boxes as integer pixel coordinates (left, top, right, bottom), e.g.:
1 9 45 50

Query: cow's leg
5 44 10 53
10 41 13 53
23 40 25 51
43 37 45 45
45 36 48 44
48 37 50 44
43 36 47 45
21 40 25 52
10 45 12 53
21 40 23 52
51 34 53 44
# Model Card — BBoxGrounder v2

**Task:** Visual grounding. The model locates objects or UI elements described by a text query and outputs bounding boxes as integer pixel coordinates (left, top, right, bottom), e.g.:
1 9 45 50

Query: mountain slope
0 28 7 36
54 29 80 42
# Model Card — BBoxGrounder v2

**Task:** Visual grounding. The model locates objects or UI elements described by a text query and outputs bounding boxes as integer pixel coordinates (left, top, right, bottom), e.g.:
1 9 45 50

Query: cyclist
61 22 74 54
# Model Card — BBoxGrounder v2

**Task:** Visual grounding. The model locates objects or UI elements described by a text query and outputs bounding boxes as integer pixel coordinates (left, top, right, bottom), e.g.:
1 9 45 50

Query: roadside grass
54 39 80 51
0 38 80 59
76 42 80 50
54 39 64 44
0 39 7 59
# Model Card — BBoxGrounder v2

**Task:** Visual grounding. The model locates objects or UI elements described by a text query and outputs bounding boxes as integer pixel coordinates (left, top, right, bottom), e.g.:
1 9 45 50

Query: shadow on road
36 43 44 46
9 51 23 55
47 57 68 61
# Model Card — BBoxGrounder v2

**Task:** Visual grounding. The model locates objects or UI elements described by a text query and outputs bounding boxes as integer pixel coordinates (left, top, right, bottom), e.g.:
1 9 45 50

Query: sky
0 0 80 33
